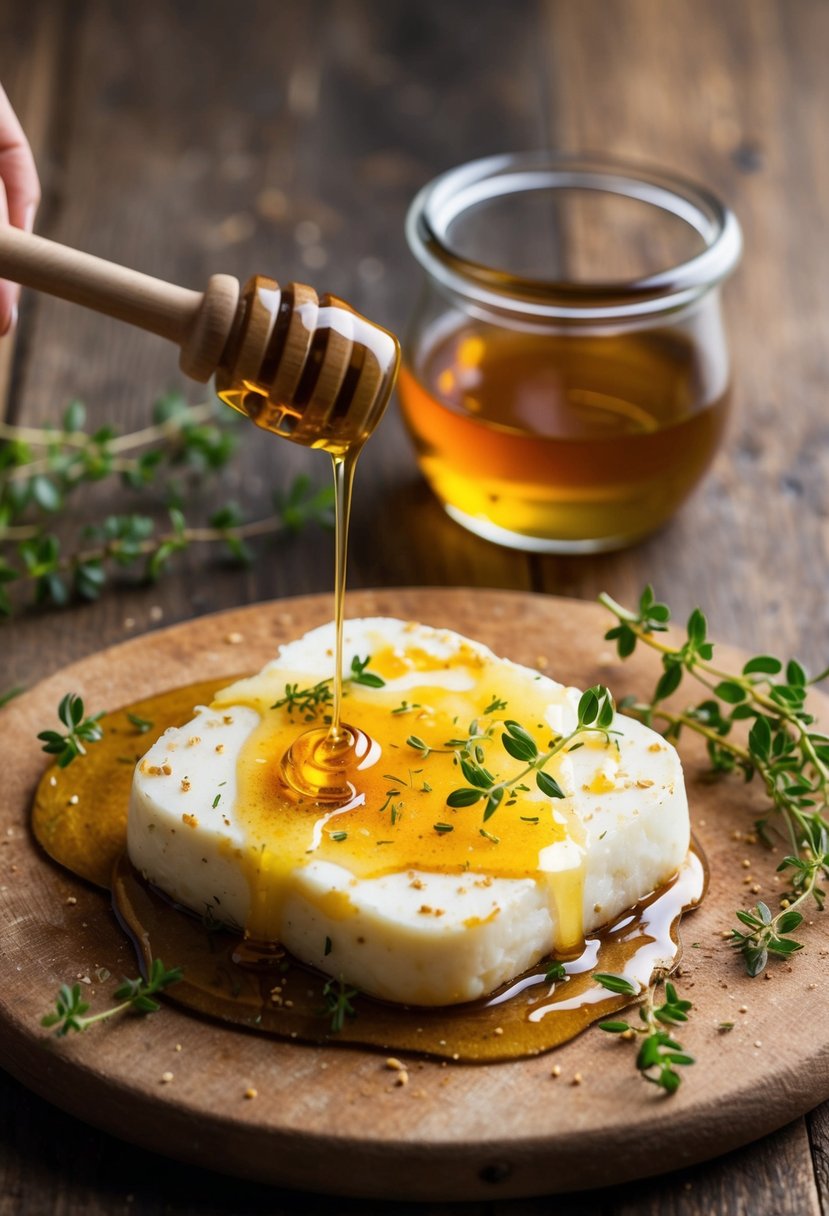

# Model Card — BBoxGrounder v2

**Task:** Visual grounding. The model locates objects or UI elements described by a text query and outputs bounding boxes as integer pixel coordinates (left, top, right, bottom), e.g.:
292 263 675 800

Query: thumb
0 85 41 336
0 84 40 230
0 180 19 336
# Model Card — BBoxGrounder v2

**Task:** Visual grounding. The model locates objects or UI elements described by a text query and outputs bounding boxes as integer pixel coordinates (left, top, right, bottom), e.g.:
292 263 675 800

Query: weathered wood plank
537 0 829 676
0 0 73 418
809 1101 829 1215
607 1117 820 1216
536 2 829 1210
0 0 333 674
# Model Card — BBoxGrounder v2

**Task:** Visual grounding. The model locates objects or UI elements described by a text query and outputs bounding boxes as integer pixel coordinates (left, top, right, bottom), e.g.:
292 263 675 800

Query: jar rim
406 152 742 321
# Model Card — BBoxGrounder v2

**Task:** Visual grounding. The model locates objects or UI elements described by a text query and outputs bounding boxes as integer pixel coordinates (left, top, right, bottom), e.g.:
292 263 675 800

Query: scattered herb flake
126 712 153 734
545 962 567 982
321 977 358 1033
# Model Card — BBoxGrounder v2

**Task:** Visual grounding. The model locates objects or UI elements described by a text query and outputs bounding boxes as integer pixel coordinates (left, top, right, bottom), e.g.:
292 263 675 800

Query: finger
0 84 40 230
0 180 20 336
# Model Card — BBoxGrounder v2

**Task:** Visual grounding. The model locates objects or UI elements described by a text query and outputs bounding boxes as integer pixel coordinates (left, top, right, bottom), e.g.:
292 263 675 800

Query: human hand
0 83 41 335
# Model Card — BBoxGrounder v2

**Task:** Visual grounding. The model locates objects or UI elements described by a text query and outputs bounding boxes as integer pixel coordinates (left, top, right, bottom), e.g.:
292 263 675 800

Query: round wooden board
2 589 828 1201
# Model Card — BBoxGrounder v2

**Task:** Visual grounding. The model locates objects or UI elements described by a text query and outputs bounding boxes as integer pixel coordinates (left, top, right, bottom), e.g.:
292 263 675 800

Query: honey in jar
400 154 742 552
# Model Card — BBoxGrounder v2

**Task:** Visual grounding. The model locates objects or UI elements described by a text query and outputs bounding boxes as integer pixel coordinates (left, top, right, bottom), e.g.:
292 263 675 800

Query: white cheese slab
128 618 689 1005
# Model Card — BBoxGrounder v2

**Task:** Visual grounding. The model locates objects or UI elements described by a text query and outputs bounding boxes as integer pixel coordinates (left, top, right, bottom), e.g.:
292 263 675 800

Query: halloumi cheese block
128 618 689 1005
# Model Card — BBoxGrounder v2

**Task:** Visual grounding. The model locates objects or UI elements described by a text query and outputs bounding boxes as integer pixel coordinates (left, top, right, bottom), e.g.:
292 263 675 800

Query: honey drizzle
216 285 400 803
330 451 355 742
235 447 365 949
220 653 573 870
214 290 399 947
275 447 362 804
110 847 705 1061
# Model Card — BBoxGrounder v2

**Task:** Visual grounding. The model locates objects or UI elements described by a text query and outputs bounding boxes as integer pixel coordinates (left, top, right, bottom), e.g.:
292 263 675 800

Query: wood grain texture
1 0 542 695
0 0 71 418
2 591 828 1203
536 0 829 675
1 0 827 1212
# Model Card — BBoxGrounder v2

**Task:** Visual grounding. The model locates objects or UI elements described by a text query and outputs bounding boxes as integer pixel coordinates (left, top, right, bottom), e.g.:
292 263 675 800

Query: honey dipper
0 226 400 451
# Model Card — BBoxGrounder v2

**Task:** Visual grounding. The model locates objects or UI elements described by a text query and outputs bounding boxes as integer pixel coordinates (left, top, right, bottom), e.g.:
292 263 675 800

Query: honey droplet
279 723 376 803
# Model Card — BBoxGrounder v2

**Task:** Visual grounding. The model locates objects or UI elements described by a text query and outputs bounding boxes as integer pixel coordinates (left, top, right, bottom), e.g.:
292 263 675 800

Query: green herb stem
0 403 219 482
600 586 829 976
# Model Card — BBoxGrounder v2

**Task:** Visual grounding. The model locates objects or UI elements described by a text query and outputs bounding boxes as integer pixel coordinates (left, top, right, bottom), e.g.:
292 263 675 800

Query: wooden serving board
2 589 827 1201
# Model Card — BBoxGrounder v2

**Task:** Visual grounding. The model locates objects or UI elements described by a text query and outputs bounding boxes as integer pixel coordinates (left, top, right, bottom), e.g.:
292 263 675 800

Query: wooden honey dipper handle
0 224 239 381
0 226 400 450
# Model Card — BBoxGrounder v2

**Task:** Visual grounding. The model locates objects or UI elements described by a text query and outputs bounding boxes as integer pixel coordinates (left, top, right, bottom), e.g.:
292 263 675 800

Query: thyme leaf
126 712 153 734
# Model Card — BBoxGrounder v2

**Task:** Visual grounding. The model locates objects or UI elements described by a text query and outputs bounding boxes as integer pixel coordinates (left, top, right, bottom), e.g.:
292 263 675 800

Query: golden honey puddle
32 676 705 1061
112 850 704 1061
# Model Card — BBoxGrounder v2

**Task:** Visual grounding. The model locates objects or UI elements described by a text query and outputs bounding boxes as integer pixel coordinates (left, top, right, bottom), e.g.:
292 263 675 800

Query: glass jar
399 153 742 552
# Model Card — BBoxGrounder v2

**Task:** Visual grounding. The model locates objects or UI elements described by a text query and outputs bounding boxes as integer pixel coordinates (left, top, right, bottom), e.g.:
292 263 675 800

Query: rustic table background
1 0 827 1212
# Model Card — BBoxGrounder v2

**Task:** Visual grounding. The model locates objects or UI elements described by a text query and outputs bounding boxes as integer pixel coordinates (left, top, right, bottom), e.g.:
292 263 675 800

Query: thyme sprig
274 678 334 720
597 973 694 1094
272 655 386 720
0 487 334 612
0 395 334 612
41 959 182 1035
730 901 806 976
600 586 829 975
1 395 235 512
321 976 358 1033
37 693 104 767
444 685 616 822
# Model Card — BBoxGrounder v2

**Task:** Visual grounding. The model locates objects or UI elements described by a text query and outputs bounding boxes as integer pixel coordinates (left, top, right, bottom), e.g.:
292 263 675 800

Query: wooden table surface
1 0 827 1212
